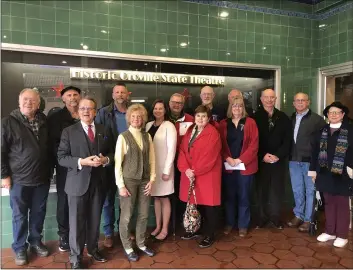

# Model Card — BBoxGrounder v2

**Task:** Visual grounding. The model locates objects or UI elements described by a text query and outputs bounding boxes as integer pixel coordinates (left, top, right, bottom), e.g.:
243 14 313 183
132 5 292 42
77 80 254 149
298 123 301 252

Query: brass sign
70 68 225 85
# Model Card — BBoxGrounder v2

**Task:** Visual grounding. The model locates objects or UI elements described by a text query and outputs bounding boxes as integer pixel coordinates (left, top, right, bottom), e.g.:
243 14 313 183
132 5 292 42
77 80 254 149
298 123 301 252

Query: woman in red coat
219 97 259 237
177 105 222 248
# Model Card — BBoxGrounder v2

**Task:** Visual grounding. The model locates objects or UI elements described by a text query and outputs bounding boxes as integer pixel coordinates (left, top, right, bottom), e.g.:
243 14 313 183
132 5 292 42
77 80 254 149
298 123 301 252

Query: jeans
10 183 50 253
102 182 118 237
223 171 254 229
289 161 315 222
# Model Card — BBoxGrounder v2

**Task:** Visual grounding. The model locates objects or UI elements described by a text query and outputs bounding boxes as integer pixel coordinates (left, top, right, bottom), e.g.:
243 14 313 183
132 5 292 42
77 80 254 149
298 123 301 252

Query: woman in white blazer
146 99 177 241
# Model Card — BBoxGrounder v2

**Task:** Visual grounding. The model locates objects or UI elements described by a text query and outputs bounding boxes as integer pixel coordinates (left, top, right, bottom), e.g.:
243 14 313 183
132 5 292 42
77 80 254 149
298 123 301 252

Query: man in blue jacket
95 82 129 248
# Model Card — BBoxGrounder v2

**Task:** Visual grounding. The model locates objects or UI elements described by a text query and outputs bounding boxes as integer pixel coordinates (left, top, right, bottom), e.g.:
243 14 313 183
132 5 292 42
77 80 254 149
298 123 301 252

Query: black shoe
71 262 82 269
255 219 268 229
138 247 155 257
87 250 107 263
199 236 214 248
181 232 200 240
15 250 28 266
125 251 139 262
59 237 70 252
270 220 284 230
30 242 49 257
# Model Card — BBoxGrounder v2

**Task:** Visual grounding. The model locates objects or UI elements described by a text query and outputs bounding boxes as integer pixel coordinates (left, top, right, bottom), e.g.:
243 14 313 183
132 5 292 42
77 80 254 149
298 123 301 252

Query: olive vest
121 130 150 180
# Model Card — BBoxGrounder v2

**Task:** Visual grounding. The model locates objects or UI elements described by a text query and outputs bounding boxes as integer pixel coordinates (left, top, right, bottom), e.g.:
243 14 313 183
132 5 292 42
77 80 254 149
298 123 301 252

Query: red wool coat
219 117 259 175
177 123 222 206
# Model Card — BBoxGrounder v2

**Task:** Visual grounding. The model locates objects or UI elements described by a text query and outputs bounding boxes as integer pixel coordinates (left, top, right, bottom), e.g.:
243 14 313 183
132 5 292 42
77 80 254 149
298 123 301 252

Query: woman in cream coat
146 99 177 241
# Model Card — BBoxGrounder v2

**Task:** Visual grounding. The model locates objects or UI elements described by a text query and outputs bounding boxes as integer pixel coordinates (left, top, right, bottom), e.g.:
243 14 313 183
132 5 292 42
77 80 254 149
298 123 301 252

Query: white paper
308 171 317 177
224 162 246 170
179 122 193 136
347 166 353 179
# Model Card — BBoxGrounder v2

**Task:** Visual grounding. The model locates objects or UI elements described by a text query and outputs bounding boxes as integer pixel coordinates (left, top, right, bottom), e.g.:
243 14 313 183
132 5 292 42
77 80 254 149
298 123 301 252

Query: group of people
1 84 352 268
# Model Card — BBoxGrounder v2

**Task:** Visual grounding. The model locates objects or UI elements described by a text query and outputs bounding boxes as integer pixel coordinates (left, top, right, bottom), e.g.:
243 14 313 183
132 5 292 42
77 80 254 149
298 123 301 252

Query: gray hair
19 88 40 102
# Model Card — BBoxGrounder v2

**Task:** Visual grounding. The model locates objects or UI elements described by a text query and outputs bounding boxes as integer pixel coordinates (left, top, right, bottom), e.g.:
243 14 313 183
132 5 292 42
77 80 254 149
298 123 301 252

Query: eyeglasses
201 93 214 97
170 101 184 106
232 104 244 108
328 111 342 115
79 107 95 112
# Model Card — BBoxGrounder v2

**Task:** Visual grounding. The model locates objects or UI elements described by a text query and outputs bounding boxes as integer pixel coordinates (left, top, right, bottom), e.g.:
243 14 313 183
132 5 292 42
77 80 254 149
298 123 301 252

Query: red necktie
88 125 95 142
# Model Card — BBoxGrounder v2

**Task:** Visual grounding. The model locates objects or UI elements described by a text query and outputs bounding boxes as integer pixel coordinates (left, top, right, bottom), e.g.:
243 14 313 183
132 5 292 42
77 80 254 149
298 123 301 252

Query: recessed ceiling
287 0 324 4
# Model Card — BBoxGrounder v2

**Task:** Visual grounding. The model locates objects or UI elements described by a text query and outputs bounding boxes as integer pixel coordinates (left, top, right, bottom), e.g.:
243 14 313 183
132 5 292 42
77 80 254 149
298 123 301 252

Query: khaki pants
119 178 151 250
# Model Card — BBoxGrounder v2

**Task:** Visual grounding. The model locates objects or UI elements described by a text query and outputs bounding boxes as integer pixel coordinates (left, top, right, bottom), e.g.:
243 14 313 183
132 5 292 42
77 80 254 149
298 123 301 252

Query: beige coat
145 121 177 196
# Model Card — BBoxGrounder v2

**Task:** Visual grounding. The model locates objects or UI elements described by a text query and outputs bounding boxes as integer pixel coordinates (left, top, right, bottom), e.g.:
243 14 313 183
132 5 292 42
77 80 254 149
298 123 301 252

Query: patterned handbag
183 180 201 233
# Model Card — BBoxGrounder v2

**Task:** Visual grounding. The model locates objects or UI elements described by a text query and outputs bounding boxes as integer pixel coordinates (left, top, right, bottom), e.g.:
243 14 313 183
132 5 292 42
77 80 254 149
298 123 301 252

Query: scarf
318 126 349 175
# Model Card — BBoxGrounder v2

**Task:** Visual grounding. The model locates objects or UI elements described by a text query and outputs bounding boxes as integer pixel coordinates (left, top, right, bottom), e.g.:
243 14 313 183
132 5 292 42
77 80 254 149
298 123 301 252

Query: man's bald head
200 85 215 106
228 89 243 103
260 88 277 110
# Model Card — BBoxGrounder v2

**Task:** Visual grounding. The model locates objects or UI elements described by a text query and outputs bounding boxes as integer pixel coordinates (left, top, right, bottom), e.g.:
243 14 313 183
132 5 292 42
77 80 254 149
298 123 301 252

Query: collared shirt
22 113 40 140
81 121 96 137
114 106 128 134
294 109 309 143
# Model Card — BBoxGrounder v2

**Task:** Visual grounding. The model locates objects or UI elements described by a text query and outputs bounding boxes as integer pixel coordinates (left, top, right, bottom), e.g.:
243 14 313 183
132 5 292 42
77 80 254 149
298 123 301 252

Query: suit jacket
57 122 114 196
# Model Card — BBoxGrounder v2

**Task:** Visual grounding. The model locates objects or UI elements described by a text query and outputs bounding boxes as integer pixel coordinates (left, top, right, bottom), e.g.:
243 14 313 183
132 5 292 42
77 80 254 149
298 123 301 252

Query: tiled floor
1 227 353 269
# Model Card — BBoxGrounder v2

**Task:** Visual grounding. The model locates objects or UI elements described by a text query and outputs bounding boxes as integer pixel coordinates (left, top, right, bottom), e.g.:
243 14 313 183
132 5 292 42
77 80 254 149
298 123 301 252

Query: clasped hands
226 157 242 167
80 153 108 167
263 153 279 163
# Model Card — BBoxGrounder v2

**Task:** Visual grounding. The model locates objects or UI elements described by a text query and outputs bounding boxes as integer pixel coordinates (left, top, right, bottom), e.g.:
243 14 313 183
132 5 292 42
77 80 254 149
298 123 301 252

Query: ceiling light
319 24 326 28
101 30 107 34
262 46 266 50
82 45 89 50
180 42 188 47
61 60 67 64
104 0 112 3
219 11 229 18
131 99 145 103
160 48 167 52
226 52 230 55
3 35 7 39
80 43 83 46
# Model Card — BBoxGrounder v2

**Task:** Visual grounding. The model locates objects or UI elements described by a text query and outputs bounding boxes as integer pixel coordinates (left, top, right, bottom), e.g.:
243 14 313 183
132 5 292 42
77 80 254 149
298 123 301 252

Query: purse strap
187 180 197 205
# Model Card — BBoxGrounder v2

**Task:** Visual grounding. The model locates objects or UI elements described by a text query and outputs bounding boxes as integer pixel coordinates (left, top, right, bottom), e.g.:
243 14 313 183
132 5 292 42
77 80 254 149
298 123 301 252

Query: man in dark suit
48 86 81 252
57 97 114 269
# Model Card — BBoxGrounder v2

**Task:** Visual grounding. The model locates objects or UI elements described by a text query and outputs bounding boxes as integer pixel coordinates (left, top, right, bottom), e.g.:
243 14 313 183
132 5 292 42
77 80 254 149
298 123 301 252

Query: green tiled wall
319 9 353 67
1 0 351 249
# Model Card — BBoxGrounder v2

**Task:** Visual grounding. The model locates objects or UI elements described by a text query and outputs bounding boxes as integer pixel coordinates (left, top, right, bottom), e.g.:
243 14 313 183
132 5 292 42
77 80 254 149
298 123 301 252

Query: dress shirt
115 126 156 189
294 109 309 143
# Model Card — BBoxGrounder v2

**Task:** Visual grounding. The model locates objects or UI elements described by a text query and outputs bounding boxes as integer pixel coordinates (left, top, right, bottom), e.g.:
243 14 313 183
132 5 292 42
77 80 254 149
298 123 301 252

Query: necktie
88 125 95 142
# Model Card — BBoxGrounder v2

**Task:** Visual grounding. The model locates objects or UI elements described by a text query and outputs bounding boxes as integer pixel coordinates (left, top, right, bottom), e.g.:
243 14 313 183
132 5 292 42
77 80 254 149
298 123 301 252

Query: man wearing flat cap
47 86 81 252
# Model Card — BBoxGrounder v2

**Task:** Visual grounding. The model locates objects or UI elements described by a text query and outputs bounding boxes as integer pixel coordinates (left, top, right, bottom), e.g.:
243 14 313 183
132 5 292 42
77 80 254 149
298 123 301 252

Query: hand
263 153 272 163
119 187 131 197
269 154 279 162
144 181 153 196
97 153 108 165
1 176 11 189
80 156 102 167
162 174 170 181
185 169 195 179
311 175 316 183
226 157 236 167
233 158 242 166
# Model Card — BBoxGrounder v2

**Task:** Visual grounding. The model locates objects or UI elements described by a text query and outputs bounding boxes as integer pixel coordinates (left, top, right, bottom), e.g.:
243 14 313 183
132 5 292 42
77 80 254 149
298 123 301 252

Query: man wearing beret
47 86 81 252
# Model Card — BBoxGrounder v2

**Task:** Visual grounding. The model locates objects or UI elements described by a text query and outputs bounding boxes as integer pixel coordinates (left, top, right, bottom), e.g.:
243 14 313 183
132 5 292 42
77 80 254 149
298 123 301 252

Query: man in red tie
57 97 114 269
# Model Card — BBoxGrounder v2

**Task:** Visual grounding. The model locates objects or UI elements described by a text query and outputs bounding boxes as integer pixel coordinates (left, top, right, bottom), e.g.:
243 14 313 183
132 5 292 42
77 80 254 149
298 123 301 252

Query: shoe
333 238 348 248
104 235 113 248
317 233 336 242
255 219 268 229
30 242 49 257
223 226 232 235
125 251 139 262
181 232 200 240
59 237 70 252
287 216 303 228
87 250 107 263
138 246 155 257
71 262 82 269
239 228 248 237
298 222 310 232
155 231 168 241
150 228 161 238
15 250 28 266
269 220 284 230
199 236 214 248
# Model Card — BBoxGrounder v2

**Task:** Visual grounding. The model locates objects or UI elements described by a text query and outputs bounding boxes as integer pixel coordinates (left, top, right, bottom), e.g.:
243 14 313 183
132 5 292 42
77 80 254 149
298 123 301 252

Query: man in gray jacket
287 93 326 232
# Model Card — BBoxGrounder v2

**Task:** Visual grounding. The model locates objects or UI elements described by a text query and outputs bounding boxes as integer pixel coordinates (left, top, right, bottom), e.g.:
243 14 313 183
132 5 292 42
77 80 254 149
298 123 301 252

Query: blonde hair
227 98 247 118
170 93 185 102
126 103 148 127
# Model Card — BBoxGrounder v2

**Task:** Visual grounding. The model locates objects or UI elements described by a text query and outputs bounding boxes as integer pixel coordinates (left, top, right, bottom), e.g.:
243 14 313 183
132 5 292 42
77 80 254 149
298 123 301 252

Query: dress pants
256 161 286 223
198 205 219 238
323 193 350 239
56 166 69 240
10 183 50 253
67 177 103 264
119 178 151 251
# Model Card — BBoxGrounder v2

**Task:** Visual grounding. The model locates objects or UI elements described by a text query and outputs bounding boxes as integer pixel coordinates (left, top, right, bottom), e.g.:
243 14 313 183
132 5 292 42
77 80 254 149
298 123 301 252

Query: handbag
183 180 201 233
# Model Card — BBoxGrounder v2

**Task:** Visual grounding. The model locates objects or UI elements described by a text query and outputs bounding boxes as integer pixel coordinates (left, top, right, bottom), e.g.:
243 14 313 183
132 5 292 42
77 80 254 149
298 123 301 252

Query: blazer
146 120 177 196
57 122 114 196
219 117 259 175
